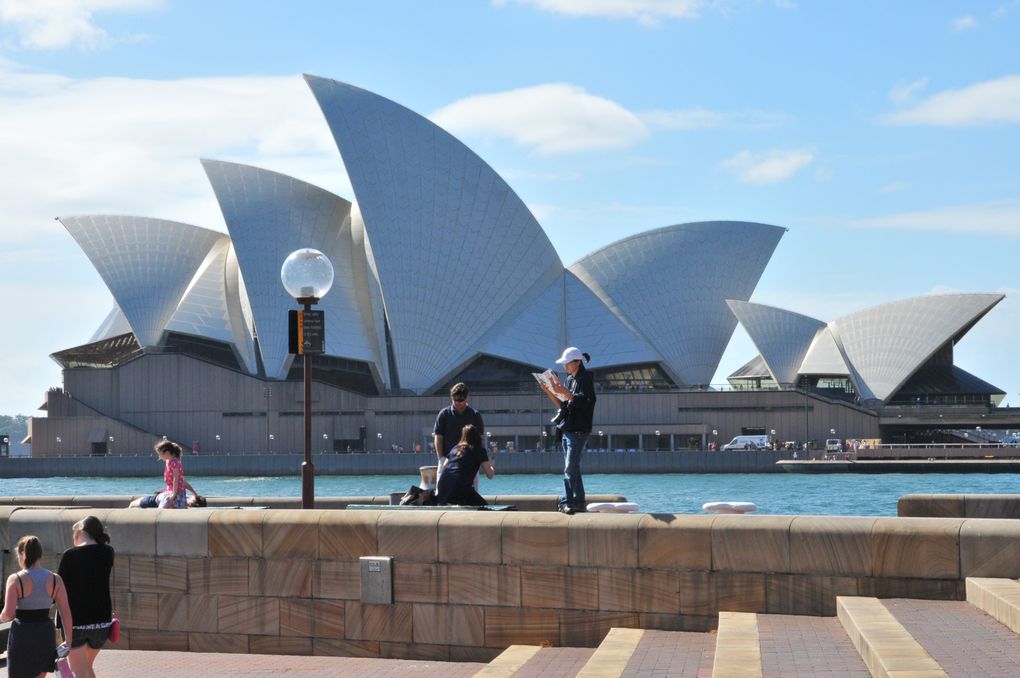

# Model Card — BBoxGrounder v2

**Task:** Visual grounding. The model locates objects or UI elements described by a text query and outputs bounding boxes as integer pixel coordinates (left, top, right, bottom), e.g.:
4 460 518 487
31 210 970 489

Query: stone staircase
472 577 1020 677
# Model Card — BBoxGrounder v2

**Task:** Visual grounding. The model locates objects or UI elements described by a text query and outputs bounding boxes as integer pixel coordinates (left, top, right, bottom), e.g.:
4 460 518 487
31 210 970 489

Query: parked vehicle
722 435 769 451
825 438 842 452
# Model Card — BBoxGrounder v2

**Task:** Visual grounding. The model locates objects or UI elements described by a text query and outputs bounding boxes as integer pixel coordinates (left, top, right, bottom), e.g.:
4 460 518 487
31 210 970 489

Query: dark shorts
71 625 111 649
138 494 159 508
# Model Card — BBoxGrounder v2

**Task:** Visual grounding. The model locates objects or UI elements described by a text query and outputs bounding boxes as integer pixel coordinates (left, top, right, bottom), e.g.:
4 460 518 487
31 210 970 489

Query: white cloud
430 83 649 155
0 64 353 414
719 148 814 185
0 64 348 245
0 0 161 50
879 181 909 194
951 15 979 31
641 107 788 130
848 199 1020 236
888 77 928 105
881 75 1020 126
492 0 705 26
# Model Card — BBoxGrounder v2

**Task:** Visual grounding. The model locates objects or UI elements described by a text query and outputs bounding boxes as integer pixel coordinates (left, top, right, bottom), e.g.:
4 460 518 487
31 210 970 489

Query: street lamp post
108 435 114 456
712 428 718 451
598 430 605 451
282 248 334 509
376 431 382 452
654 430 661 452
771 429 776 450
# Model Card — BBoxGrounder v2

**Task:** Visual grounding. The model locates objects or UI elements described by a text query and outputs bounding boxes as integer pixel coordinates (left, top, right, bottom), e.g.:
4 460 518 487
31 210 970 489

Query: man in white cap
539 347 596 514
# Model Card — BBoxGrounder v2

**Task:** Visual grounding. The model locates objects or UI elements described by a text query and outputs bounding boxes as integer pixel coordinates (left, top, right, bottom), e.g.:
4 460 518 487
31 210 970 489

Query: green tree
0 414 29 443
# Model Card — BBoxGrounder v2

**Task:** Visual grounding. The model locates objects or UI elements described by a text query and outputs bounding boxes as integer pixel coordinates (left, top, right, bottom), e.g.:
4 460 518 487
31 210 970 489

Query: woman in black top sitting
57 516 115 678
435 424 495 507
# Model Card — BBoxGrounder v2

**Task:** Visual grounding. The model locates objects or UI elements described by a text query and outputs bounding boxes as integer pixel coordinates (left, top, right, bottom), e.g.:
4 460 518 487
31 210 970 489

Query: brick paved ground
5 649 487 678
757 614 870 678
885 599 1020 678
512 647 596 677
619 630 716 678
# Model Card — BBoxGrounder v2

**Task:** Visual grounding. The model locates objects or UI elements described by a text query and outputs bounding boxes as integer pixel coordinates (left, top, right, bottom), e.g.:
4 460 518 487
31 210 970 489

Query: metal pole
301 301 315 509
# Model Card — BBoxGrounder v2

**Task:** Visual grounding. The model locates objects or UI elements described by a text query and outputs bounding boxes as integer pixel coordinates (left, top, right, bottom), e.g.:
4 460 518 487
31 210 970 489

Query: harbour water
3 472 1019 515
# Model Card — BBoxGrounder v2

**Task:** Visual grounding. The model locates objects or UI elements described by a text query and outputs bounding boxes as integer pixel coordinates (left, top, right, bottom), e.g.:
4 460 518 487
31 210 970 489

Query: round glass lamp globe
281 248 334 300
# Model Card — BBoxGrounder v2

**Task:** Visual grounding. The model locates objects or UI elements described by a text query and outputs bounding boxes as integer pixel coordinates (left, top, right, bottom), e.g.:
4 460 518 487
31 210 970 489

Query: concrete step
837 596 947 678
884 598 1020 677
576 627 645 677
502 647 596 678
615 629 714 678
757 613 870 677
967 576 1020 634
712 611 869 678
474 645 542 677
712 612 761 678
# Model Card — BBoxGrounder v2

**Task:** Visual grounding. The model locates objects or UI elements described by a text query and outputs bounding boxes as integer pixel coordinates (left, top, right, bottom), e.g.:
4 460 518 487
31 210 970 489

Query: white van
721 435 769 451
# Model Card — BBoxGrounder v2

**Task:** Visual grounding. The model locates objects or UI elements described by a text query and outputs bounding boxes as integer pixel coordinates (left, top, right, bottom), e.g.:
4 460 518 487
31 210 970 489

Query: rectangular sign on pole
288 310 326 355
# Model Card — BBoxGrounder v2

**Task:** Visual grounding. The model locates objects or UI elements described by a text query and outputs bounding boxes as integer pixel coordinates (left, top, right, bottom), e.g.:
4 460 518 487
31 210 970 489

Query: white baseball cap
555 347 584 365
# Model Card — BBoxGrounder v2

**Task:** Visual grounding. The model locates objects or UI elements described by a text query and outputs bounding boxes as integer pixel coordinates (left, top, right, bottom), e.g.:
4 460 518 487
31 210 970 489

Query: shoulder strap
16 572 24 598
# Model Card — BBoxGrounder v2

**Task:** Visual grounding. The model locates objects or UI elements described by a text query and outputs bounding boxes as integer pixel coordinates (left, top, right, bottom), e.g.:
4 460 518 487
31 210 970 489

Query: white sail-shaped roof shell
305 75 564 392
202 159 377 380
570 221 785 385
830 293 1004 402
726 300 826 387
60 215 223 348
799 327 850 376
565 273 659 367
167 238 257 373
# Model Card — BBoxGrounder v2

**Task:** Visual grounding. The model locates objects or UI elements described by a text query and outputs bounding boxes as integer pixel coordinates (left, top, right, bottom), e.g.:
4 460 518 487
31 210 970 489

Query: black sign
288 310 325 355
301 310 325 354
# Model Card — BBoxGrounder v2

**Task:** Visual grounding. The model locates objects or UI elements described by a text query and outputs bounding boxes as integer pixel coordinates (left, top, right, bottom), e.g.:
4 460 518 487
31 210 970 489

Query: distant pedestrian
539 347 596 514
433 383 485 478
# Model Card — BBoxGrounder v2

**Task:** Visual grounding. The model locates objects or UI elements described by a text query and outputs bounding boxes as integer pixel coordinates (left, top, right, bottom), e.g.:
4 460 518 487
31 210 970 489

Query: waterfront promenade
0 449 790 478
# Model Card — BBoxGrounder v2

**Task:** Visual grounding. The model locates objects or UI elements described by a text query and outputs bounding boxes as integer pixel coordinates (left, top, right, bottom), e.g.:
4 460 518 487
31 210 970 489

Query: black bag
399 486 435 506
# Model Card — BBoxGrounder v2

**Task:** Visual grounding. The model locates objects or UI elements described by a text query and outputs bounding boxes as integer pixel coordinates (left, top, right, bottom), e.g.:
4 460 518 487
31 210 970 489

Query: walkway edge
472 645 541 678
712 611 761 678
837 596 947 678
575 627 644 678
966 577 1020 634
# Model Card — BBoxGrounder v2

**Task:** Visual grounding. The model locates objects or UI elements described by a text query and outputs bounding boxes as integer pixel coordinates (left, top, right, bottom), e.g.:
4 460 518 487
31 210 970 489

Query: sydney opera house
27 75 1006 457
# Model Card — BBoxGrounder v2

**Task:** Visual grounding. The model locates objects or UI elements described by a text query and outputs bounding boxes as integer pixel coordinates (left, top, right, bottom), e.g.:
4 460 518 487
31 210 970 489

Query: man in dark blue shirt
433 382 485 465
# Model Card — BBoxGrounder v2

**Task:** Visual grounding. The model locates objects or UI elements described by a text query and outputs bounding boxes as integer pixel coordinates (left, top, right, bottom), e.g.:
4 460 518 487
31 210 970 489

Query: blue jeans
560 431 588 509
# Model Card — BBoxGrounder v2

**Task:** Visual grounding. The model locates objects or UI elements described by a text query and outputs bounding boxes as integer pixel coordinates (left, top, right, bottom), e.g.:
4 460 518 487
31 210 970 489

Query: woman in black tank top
0 535 73 678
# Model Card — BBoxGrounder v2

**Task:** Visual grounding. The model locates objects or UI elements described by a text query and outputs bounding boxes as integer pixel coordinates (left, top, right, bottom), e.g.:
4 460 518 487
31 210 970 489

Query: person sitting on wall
129 478 204 508
435 424 495 507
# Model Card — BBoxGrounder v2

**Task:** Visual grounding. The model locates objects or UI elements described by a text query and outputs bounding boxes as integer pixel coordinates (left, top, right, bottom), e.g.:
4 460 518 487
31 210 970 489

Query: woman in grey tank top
0 535 74 678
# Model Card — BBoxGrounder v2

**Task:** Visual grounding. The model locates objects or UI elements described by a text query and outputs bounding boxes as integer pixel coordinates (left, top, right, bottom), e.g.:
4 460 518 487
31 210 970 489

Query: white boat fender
586 501 640 513
702 501 757 514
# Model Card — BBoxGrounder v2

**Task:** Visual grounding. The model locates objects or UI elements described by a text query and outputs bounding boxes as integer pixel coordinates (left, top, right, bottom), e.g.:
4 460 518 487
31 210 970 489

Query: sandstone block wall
3 507 1019 660
898 493 1020 519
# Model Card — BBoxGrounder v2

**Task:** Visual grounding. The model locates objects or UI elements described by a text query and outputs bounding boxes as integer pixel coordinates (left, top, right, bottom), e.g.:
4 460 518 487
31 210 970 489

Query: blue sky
0 0 1018 415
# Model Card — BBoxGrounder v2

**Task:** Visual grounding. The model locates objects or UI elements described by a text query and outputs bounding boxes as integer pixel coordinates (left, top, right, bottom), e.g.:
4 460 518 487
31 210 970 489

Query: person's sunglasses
452 396 467 403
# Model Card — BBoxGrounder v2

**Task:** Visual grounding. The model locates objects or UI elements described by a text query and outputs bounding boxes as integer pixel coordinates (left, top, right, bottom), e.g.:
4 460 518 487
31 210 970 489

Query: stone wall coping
4 507 1019 581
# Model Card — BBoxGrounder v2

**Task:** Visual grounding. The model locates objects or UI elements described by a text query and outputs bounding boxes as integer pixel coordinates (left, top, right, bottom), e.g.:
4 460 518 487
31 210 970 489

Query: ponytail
582 352 591 364
73 515 111 545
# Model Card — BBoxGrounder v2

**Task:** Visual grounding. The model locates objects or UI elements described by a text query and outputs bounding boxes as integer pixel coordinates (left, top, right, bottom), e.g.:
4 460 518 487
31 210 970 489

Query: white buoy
586 501 640 513
702 501 757 514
